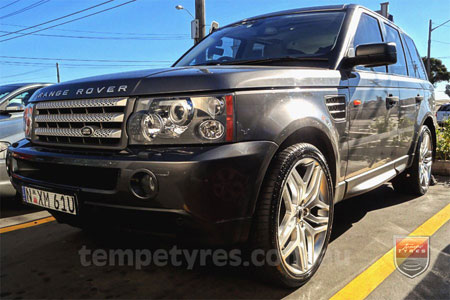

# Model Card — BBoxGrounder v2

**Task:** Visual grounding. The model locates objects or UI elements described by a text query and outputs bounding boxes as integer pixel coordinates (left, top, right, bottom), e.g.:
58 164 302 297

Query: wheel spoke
279 215 296 247
303 166 323 205
289 168 304 206
304 213 328 225
297 225 308 271
282 185 295 214
282 226 299 259
287 177 300 207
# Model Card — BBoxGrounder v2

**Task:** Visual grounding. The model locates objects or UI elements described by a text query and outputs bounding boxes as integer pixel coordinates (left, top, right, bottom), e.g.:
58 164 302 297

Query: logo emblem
81 126 94 136
394 236 429 278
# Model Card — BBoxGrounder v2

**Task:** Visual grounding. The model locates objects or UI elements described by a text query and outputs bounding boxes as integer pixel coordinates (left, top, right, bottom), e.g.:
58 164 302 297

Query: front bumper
7 140 277 244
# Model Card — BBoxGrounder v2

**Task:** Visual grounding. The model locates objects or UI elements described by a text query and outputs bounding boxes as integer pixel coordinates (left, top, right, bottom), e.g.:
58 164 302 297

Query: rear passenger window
403 34 427 80
352 13 386 73
384 25 407 76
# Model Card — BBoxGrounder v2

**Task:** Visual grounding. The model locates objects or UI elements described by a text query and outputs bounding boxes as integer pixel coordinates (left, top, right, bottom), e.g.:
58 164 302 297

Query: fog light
198 120 224 140
129 170 158 199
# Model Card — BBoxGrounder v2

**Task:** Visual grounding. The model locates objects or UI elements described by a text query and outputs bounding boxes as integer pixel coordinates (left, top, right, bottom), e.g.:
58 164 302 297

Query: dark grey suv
6 4 436 287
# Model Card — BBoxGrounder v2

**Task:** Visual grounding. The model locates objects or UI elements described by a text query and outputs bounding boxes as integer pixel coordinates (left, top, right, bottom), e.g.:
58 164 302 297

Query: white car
0 83 52 197
436 103 450 126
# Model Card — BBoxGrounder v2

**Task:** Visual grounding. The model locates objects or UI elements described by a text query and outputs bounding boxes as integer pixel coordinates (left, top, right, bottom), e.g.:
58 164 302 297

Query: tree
422 57 450 85
445 84 450 98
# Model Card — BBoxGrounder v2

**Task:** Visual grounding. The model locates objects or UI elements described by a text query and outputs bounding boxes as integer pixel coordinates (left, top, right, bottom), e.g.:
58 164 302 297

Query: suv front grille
32 97 132 149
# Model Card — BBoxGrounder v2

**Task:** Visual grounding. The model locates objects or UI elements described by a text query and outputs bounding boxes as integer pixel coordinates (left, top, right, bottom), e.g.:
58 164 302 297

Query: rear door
346 12 400 179
382 24 418 169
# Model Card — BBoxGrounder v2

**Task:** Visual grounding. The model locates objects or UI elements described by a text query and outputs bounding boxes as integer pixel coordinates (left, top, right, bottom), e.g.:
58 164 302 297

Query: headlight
0 141 10 160
127 95 234 145
23 104 34 139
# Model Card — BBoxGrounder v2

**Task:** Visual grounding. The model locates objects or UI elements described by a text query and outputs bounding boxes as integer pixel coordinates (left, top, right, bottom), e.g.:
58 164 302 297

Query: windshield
175 11 345 67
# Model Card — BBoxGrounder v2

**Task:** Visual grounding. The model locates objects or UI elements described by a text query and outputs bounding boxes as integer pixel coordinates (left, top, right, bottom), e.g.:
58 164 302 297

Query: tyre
392 126 433 196
249 143 334 288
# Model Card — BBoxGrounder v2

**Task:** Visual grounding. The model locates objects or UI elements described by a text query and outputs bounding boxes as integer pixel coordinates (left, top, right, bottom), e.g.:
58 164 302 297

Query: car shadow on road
330 183 420 242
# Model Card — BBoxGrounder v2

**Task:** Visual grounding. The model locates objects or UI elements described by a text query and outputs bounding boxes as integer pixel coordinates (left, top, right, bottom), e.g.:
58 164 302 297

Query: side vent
325 95 346 120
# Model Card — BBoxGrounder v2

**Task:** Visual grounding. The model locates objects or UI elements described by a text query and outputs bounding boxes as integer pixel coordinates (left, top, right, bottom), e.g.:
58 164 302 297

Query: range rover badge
81 126 94 136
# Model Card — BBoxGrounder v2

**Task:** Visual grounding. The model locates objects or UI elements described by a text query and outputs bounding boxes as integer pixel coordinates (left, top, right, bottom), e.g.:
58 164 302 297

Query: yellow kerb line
0 216 56 234
330 203 450 300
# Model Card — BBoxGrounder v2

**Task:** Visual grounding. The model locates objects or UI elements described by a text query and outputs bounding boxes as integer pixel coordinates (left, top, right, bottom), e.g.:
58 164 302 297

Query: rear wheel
249 143 334 287
392 126 433 195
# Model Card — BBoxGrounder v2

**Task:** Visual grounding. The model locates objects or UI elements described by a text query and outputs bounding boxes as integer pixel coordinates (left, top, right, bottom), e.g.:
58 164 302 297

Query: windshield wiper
193 56 328 66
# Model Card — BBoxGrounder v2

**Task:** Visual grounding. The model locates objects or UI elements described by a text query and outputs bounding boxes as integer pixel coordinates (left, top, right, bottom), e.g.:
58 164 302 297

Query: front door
344 12 400 179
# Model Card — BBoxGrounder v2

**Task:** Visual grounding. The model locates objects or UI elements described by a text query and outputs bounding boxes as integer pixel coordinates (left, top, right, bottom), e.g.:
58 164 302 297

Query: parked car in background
0 83 52 197
436 103 450 126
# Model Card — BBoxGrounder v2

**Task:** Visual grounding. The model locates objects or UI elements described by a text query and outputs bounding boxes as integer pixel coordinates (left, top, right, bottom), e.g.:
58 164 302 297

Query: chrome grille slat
35 113 124 123
35 98 127 109
32 97 129 148
35 128 122 138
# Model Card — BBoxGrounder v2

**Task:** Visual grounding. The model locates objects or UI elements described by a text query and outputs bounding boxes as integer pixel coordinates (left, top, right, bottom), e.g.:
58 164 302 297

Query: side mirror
5 103 25 112
209 21 219 33
345 42 397 68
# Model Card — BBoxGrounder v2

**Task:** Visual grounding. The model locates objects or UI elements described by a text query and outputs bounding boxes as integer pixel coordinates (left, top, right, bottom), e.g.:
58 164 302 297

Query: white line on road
0 211 51 229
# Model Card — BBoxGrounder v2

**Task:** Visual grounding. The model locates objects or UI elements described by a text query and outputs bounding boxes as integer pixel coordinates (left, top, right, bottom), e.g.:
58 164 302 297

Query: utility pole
195 0 205 43
427 20 432 79
427 18 450 79
56 62 60 83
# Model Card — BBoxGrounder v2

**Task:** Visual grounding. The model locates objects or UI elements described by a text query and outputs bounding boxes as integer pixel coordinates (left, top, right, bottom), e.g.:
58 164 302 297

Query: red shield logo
394 236 430 278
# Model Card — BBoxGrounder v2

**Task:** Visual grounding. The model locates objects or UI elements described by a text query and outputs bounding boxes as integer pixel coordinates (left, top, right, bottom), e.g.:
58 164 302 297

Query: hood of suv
30 66 343 102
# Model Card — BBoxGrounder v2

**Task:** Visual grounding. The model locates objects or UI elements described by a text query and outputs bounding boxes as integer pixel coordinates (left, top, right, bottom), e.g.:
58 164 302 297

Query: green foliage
436 119 450 160
445 84 450 98
422 57 450 85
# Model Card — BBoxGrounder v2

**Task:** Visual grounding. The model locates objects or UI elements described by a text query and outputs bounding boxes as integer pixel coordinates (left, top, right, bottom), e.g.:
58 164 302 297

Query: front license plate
22 186 77 215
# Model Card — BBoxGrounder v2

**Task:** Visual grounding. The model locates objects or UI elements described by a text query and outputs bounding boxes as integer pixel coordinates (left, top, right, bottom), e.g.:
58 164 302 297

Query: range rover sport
6 4 437 287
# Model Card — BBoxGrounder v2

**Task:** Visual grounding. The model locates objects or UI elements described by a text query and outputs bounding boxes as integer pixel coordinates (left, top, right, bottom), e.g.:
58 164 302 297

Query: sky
0 0 449 99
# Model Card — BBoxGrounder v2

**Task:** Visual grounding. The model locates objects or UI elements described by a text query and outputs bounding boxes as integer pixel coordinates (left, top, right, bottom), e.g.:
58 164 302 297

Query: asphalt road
0 177 449 299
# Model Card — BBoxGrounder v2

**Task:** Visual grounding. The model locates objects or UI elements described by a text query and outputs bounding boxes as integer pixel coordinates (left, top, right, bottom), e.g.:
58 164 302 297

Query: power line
0 0 139 43
0 60 166 68
0 30 189 40
0 0 22 10
1 23 190 37
0 55 171 63
0 0 50 20
3 68 49 78
432 40 450 45
0 0 115 38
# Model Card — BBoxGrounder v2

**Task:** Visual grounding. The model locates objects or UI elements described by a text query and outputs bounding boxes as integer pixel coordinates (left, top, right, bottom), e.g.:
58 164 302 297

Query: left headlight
23 104 34 139
127 94 234 145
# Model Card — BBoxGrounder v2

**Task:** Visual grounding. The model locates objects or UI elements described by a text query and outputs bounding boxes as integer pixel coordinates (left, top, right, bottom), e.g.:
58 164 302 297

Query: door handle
415 95 424 103
386 95 399 108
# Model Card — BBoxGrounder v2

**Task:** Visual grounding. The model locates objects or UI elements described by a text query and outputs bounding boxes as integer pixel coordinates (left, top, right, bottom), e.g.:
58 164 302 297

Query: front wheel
249 143 334 287
392 125 433 195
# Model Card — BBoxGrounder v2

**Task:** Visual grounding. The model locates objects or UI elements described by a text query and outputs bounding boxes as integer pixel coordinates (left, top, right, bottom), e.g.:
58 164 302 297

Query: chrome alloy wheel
419 131 433 190
277 158 330 275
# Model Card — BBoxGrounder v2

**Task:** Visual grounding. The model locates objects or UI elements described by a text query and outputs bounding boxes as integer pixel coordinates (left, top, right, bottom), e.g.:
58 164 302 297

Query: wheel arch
275 121 340 193
422 116 437 160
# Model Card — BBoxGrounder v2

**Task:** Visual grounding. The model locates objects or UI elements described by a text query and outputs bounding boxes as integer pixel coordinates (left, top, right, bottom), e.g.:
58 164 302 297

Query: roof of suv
229 4 398 31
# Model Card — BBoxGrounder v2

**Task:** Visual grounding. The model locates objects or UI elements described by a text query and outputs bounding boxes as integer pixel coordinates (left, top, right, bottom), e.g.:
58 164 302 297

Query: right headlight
127 94 234 145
